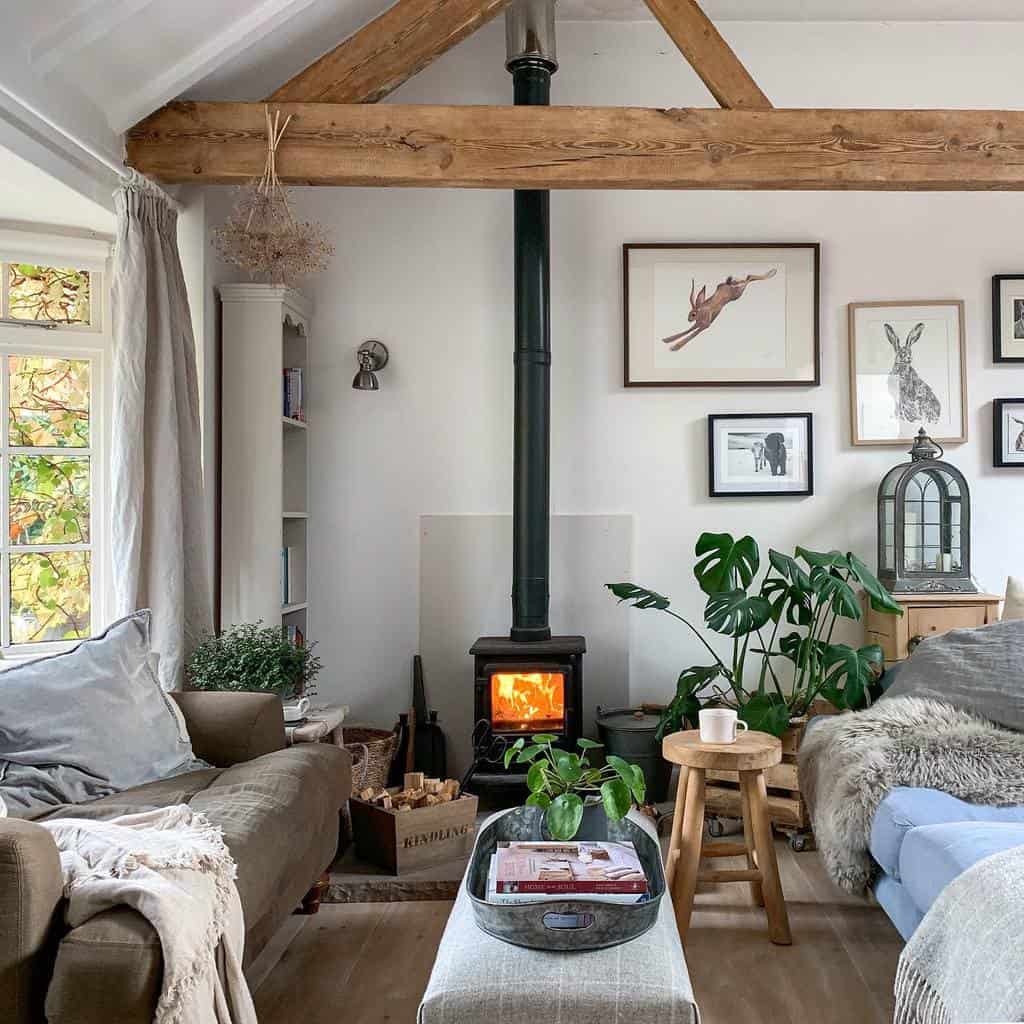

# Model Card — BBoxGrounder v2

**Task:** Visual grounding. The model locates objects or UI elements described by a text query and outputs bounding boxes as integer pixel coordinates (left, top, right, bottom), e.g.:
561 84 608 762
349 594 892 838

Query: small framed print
708 413 813 498
849 300 967 446
992 276 1024 363
623 243 819 387
993 399 1024 467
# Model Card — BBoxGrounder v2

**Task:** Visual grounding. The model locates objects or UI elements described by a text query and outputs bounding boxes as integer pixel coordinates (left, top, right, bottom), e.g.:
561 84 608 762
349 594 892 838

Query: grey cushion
0 611 197 816
419 811 698 1024
881 617 1024 733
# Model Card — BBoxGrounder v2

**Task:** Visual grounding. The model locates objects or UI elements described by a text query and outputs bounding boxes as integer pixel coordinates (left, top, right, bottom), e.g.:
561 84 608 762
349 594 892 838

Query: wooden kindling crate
350 790 479 874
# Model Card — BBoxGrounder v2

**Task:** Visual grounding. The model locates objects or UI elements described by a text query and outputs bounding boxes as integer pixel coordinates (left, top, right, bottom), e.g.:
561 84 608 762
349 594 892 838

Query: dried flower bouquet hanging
212 106 333 284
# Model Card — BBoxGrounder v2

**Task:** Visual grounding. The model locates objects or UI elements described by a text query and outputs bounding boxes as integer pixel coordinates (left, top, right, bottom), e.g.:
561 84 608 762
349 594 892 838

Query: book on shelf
283 367 304 421
281 546 302 606
491 840 648 895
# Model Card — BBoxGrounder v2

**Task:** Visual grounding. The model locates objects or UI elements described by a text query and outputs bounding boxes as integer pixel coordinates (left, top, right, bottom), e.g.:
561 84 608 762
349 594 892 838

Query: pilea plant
503 734 647 841
608 532 902 739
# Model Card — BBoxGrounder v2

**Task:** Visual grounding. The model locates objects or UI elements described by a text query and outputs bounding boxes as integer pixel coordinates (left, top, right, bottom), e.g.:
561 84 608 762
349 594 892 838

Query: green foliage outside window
7 265 91 324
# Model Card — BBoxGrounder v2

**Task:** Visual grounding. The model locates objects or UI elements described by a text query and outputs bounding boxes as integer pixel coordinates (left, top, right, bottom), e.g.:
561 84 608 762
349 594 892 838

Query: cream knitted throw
894 842 1024 1024
41 805 256 1024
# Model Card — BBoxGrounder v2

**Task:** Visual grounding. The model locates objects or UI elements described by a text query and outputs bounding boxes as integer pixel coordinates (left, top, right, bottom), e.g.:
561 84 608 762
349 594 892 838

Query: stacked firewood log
356 772 462 812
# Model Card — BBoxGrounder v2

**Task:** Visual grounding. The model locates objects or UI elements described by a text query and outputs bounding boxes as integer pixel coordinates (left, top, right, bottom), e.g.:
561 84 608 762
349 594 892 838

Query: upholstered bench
418 810 699 1024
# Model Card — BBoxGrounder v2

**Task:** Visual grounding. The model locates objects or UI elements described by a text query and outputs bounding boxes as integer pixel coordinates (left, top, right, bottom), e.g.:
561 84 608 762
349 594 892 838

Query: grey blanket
895 844 1024 1024
800 696 1024 894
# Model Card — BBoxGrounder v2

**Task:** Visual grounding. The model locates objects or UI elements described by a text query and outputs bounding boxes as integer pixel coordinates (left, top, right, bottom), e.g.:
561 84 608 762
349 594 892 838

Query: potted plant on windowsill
186 621 321 700
607 532 903 743
502 734 647 841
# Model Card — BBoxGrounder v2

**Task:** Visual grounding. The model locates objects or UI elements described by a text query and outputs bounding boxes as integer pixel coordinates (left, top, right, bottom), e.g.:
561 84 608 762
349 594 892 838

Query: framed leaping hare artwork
848 300 968 446
992 276 1024 363
993 398 1024 468
623 243 820 387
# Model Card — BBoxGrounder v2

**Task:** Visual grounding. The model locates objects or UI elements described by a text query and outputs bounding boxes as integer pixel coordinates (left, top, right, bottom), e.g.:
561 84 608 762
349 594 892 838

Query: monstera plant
607 533 903 738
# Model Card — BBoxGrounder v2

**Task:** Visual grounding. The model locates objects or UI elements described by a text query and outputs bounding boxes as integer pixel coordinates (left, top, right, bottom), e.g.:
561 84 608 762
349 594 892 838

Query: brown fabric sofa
0 691 351 1024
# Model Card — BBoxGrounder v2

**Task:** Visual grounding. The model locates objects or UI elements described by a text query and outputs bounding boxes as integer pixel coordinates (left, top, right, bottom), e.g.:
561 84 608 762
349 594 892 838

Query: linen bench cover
418 810 699 1024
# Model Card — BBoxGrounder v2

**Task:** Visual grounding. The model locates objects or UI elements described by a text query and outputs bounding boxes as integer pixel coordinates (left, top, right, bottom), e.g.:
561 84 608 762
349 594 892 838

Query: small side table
663 729 792 946
285 703 350 747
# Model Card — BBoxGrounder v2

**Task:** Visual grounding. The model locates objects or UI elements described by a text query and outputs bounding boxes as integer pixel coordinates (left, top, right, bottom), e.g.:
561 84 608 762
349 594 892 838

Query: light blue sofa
870 787 1024 939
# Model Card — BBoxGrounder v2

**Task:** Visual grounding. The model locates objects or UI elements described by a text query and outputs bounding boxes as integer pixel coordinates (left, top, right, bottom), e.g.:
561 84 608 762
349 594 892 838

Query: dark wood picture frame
623 242 820 388
993 398 1024 468
992 275 1024 364
708 412 814 498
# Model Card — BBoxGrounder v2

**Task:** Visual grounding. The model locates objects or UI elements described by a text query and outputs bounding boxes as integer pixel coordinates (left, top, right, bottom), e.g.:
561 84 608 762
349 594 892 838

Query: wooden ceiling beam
126 101 1024 191
643 0 770 110
266 0 510 104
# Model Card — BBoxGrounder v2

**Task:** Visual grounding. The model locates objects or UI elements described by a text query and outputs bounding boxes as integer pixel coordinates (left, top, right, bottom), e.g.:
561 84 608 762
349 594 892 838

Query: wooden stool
663 729 792 946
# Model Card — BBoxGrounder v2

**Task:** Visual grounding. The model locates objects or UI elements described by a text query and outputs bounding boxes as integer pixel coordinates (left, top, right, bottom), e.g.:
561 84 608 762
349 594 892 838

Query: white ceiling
8 0 1024 136
0 145 114 233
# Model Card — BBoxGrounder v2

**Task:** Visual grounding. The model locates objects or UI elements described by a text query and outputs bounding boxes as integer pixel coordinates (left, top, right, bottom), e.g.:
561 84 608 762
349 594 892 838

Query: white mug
699 708 748 744
283 697 311 723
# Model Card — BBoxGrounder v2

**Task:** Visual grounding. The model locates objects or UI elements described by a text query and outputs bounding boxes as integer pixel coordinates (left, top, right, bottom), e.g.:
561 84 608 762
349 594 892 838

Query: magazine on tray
485 853 649 904
491 840 648 895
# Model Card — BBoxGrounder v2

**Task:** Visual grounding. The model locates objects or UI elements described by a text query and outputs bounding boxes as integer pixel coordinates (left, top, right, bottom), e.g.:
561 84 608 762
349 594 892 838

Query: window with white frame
0 252 108 652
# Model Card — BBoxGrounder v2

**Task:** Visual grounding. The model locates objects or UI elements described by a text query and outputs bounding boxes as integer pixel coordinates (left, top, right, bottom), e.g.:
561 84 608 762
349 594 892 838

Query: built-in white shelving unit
219 284 310 642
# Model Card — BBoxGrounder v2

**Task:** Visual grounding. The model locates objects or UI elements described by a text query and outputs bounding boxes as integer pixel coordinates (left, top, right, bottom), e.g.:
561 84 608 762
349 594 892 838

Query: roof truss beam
126 101 1024 190
642 0 771 109
267 0 511 104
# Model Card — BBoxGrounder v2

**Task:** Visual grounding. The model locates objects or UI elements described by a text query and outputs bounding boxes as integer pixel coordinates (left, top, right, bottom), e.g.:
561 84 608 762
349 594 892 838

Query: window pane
10 551 90 644
7 265 91 324
10 455 90 545
9 356 90 447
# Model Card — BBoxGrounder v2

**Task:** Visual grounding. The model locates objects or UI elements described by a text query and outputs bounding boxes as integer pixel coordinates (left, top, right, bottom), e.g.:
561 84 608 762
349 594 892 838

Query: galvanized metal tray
466 807 665 952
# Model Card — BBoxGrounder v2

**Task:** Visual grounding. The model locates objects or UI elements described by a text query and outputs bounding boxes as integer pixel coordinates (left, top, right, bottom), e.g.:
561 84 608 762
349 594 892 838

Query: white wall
203 19 1024 725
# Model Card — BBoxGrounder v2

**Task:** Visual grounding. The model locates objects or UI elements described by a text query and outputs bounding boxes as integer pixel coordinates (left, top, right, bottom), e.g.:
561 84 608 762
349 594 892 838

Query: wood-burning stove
469 636 585 785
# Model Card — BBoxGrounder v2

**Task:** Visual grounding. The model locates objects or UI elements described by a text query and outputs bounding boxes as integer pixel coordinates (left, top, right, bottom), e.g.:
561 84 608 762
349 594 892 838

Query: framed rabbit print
993 399 1024 467
623 243 819 387
991 276 1024 363
848 300 967 446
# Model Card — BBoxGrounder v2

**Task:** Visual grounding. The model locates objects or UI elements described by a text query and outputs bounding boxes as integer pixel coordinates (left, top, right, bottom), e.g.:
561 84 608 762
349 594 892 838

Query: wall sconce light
352 340 389 391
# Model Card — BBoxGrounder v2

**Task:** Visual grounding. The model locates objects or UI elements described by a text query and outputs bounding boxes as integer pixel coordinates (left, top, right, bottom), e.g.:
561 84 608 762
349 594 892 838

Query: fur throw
799 696 1024 895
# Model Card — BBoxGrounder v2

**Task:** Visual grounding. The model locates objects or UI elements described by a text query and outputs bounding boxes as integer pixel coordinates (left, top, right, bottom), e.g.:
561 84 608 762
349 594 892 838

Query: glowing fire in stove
491 672 565 731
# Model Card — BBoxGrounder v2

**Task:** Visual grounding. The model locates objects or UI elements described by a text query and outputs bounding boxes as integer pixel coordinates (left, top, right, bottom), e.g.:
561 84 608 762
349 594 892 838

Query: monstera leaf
739 693 792 737
655 665 722 740
808 566 861 620
694 533 760 596
795 546 848 570
605 582 670 610
761 551 813 627
704 589 772 637
779 631 828 675
821 643 884 710
847 553 903 616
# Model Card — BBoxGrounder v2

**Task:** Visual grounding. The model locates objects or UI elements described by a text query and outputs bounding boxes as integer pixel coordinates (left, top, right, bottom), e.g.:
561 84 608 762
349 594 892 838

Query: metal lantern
877 429 976 594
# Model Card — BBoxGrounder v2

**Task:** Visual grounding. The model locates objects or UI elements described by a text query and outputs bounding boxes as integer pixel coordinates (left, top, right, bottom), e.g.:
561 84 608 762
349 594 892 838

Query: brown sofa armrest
0 819 64 1024
170 691 285 767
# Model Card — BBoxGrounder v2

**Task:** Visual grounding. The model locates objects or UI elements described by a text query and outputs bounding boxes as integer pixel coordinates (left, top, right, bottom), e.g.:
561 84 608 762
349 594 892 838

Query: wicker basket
341 726 400 846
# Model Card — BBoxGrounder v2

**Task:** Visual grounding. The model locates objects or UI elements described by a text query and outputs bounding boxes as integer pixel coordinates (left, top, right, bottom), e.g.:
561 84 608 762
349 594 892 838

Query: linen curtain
111 175 212 690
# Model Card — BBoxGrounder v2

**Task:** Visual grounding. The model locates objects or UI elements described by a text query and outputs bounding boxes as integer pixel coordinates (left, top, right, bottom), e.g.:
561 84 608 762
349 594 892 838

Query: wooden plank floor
253 839 903 1024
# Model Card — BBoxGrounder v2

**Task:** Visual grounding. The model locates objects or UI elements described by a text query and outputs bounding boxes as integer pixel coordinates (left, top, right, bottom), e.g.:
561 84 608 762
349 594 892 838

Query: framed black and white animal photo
708 413 813 497
848 300 967 446
992 276 1024 363
993 399 1024 467
623 243 819 387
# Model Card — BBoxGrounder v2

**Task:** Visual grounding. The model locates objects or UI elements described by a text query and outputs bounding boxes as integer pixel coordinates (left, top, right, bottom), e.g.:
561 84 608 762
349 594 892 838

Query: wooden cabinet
864 592 1002 663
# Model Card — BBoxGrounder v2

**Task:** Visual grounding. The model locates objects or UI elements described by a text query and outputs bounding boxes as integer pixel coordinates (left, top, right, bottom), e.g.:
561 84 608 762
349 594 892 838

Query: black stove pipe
507 5 556 643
